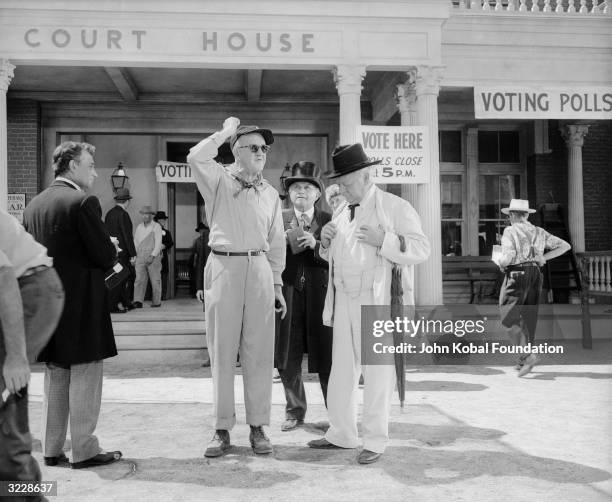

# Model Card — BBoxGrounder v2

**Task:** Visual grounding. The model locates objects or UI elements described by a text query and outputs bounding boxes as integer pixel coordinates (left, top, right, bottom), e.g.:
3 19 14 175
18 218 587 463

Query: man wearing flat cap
274 162 333 432
133 206 163 308
187 117 286 457
307 143 430 464
105 188 136 312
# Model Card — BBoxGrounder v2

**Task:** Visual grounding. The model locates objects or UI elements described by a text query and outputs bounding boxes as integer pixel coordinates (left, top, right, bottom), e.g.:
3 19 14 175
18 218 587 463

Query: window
441 174 464 256
478 174 520 256
478 131 520 163
439 130 462 163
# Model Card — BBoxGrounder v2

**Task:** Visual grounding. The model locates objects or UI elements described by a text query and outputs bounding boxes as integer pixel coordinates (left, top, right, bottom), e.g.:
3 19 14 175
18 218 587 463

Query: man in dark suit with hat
23 141 122 469
274 161 333 432
307 143 429 465
104 187 136 312
153 211 174 301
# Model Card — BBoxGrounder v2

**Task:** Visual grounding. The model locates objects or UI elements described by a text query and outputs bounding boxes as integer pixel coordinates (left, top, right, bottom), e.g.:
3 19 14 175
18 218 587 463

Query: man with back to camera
187 117 286 457
23 141 123 469
104 187 137 313
307 143 430 464
274 161 333 431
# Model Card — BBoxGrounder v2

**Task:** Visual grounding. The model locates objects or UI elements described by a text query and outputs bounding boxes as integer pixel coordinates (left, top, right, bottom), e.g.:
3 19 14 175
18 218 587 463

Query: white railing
451 0 609 13
579 252 612 294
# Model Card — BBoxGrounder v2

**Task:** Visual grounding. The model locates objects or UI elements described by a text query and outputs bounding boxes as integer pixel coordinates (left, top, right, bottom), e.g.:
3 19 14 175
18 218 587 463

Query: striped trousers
42 361 103 463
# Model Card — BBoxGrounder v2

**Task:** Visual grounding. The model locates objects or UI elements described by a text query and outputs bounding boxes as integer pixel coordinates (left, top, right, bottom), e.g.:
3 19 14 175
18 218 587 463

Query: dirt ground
24 341 612 502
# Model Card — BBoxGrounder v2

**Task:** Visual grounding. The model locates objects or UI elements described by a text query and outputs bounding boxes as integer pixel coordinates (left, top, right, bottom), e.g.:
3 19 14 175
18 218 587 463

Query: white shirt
134 221 163 257
55 176 82 191
0 207 52 277
294 207 315 226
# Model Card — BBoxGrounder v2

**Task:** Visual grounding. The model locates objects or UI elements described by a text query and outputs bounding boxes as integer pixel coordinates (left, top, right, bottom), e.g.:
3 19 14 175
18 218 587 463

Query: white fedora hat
501 199 536 215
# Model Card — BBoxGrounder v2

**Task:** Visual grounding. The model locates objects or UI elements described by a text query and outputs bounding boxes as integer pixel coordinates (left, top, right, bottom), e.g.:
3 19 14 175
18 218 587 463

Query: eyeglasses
237 144 271 154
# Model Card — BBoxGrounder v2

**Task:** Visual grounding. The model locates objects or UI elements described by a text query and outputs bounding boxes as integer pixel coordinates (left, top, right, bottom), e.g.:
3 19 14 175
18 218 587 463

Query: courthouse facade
1 0 611 303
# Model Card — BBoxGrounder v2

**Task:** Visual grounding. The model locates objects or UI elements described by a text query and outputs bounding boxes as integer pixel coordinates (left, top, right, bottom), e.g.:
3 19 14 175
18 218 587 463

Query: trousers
134 254 162 305
324 281 396 454
41 361 103 463
204 254 275 430
0 267 63 498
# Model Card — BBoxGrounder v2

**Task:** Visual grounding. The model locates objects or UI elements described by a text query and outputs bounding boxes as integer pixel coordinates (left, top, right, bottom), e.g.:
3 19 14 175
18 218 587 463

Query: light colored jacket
321 186 430 326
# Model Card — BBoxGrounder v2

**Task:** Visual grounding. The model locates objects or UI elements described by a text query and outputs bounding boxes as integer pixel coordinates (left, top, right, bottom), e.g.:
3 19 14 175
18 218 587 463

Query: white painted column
561 124 589 253
0 59 15 210
333 65 366 145
397 69 418 206
415 65 444 305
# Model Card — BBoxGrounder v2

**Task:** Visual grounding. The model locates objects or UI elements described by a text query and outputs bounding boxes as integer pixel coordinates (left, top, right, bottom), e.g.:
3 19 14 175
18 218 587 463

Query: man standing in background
154 211 174 301
104 187 136 313
23 141 123 469
133 206 163 308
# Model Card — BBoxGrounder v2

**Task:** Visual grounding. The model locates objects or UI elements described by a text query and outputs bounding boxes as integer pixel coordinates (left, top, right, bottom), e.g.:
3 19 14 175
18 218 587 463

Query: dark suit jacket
160 227 174 274
23 180 118 365
104 205 136 261
274 207 332 373
193 229 211 291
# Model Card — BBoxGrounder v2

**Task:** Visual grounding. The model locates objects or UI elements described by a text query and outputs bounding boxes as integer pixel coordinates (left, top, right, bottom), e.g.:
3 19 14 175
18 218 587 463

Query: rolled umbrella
391 234 407 409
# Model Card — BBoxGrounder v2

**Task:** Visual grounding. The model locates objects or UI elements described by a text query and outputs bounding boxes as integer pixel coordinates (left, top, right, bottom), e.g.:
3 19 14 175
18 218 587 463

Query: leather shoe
281 418 304 431
357 449 382 464
249 426 273 454
307 438 342 449
201 357 211 368
204 430 231 458
70 451 122 469
44 452 68 466
150 303 162 308
132 302 143 308
111 307 127 314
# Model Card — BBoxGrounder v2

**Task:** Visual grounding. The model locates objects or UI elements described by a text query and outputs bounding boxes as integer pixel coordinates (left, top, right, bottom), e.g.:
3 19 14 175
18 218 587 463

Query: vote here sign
357 125 430 184
155 161 194 183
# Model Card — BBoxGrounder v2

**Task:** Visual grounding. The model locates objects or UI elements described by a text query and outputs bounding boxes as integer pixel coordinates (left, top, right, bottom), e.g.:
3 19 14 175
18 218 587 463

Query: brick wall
529 120 612 251
7 99 40 204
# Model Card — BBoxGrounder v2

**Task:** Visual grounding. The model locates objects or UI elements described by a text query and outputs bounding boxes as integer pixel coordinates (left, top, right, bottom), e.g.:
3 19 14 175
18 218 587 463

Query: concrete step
116 333 205 350
113 320 205 336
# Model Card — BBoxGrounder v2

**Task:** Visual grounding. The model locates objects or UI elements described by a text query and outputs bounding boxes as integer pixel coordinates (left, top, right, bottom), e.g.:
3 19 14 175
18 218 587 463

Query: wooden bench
443 256 501 304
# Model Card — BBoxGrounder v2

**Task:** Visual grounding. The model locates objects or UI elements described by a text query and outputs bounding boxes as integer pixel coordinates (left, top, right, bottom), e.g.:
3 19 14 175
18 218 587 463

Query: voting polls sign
357 125 430 184
155 161 194 183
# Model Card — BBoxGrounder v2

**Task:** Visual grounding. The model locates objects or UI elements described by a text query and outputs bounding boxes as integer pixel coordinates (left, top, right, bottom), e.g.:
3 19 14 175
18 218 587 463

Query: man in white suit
307 143 430 464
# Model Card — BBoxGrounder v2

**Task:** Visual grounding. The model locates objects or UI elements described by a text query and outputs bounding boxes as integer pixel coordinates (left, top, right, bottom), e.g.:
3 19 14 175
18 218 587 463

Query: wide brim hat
230 125 274 149
154 211 168 221
114 187 132 201
139 205 155 215
284 161 324 194
501 199 536 215
325 143 381 179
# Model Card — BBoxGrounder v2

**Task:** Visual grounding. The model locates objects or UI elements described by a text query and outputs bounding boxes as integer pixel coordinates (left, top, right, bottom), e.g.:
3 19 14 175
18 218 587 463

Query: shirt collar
55 176 82 191
294 207 315 220
357 184 376 209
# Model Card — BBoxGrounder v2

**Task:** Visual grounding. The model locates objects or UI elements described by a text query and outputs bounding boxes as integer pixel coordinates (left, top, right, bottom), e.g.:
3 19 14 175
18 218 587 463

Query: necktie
348 203 359 221
300 213 311 231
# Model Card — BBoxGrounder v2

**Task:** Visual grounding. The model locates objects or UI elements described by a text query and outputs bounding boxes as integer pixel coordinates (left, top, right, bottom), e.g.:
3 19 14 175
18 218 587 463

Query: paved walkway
26 341 612 502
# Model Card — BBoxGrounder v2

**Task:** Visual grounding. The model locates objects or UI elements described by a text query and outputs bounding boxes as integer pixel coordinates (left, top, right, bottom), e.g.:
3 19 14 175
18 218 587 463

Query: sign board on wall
155 161 194 183
356 126 430 184
8 193 25 223
474 86 612 119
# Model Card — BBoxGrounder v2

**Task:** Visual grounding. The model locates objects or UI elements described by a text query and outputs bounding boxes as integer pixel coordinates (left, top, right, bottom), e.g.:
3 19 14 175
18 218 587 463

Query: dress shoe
150 303 162 308
202 357 211 368
249 425 273 454
307 438 342 449
357 449 382 464
111 307 127 314
281 418 304 432
132 302 143 308
124 303 135 311
204 430 231 458
518 354 540 377
70 450 122 469
44 452 68 466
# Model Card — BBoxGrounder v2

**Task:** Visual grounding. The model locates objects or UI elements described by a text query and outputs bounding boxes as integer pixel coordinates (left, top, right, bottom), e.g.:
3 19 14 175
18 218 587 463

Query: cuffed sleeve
379 199 430 266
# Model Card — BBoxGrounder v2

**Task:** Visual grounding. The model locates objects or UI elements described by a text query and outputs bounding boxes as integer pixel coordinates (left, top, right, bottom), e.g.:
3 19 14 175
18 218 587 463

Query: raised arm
187 117 240 206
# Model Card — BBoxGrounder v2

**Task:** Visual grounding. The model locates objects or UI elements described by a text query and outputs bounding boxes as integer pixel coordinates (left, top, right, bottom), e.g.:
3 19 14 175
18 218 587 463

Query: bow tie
348 203 360 221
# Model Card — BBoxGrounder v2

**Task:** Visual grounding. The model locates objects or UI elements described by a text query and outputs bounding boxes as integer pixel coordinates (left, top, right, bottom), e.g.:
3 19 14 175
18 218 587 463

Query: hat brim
139 211 155 215
501 207 536 215
324 159 382 179
284 177 324 194
232 128 274 148
114 196 132 201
